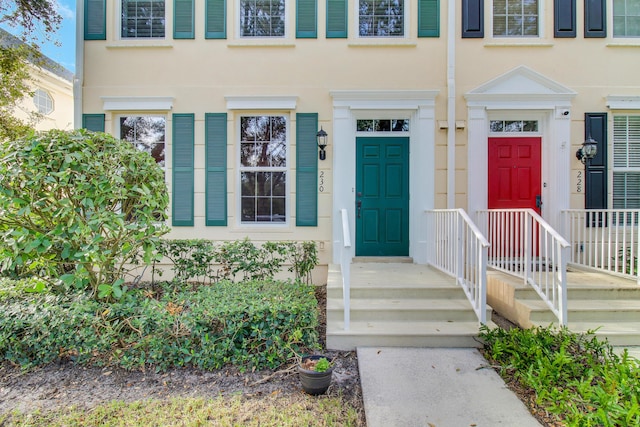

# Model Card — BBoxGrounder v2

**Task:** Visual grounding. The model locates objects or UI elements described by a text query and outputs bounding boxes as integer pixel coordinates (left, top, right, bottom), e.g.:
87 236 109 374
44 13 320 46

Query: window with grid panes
614 0 640 37
240 116 287 223
493 0 538 37
121 0 165 38
613 116 640 209
359 0 405 37
239 0 286 37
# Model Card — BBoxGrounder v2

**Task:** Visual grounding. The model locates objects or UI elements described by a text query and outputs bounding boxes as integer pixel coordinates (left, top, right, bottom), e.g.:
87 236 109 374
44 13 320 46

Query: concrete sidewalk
358 347 542 427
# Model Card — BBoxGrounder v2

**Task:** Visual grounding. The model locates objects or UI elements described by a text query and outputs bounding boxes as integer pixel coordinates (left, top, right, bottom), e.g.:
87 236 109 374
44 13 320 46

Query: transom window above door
121 0 165 38
493 0 539 37
357 119 409 132
359 0 405 37
490 120 538 133
240 0 286 37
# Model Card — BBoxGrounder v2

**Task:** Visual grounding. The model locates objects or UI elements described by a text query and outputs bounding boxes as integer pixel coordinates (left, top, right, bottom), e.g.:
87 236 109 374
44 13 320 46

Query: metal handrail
426 209 490 323
340 209 352 330
476 209 570 325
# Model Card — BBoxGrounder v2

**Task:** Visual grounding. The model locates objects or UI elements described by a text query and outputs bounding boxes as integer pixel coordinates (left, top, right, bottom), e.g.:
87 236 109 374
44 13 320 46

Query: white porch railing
426 209 490 324
340 209 352 330
476 209 570 326
561 209 640 284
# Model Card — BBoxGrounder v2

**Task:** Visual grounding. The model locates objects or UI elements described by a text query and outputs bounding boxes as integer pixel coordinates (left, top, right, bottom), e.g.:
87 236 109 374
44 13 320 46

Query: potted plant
298 355 333 395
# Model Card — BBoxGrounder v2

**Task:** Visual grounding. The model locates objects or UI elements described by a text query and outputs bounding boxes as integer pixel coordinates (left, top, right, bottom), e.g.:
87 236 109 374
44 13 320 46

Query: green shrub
156 239 318 285
0 129 169 297
480 325 640 426
0 279 319 372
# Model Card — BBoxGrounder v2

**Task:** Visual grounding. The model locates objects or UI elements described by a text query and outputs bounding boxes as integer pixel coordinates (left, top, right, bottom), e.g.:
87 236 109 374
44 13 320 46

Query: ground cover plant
480 325 640 427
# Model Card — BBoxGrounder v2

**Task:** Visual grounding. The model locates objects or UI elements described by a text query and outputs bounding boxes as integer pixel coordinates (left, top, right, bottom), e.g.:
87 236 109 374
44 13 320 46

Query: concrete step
327 297 487 323
521 298 640 323
515 286 640 300
327 285 467 300
529 321 640 347
327 320 493 350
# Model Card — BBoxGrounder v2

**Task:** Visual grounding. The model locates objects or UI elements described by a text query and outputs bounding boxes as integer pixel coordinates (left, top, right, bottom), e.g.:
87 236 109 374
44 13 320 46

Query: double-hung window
493 0 539 37
359 0 405 37
240 116 287 223
239 0 286 37
614 0 640 37
120 116 166 170
613 115 640 209
121 0 166 38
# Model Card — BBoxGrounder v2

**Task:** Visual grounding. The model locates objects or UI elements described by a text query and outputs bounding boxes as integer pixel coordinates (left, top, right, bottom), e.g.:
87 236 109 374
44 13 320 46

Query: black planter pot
298 355 334 395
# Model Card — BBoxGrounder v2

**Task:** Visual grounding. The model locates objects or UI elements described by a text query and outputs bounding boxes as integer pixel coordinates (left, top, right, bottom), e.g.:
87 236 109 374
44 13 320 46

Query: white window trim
487 0 546 43
611 0 640 40
118 0 168 41
102 97 174 111
610 113 640 209
235 114 291 228
116 114 167 170
354 0 409 40
235 0 290 40
33 88 54 115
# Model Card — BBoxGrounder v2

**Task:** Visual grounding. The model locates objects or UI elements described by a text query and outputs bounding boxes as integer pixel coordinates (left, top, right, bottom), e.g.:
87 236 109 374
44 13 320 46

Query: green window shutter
585 0 606 38
205 113 227 226
297 0 317 38
84 0 106 40
418 0 439 37
296 113 318 226
172 114 195 226
326 0 347 38
206 0 227 39
585 113 608 210
554 0 576 38
462 0 484 38
174 0 195 39
82 114 105 132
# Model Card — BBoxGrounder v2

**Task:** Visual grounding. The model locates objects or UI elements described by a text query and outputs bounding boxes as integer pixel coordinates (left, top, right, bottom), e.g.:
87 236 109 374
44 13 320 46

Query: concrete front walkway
358 347 542 427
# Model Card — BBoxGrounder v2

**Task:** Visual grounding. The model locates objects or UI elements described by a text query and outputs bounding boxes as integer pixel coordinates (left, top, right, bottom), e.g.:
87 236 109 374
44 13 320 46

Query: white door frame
330 90 438 264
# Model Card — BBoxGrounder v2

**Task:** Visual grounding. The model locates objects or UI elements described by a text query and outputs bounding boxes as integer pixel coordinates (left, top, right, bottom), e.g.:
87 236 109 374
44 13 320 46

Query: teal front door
356 137 409 256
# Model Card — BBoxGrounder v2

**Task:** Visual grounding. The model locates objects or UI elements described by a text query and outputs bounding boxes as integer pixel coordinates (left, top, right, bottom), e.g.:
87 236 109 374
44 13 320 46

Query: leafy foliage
156 239 318 285
0 0 62 44
0 279 320 372
0 129 169 296
480 325 640 426
0 41 35 140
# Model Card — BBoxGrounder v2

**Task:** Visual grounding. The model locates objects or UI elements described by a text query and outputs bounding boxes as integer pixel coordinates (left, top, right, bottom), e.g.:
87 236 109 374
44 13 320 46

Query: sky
2 0 76 74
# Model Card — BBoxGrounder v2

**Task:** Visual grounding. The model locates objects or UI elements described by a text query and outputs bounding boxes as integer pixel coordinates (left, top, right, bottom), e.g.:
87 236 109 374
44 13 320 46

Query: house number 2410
319 171 325 193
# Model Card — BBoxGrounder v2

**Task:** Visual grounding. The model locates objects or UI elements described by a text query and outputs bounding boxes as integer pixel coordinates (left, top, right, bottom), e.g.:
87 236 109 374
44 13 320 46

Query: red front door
488 137 541 213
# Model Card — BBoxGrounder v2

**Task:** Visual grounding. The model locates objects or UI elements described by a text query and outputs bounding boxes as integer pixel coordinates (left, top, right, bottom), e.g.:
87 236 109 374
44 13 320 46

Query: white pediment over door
465 65 576 106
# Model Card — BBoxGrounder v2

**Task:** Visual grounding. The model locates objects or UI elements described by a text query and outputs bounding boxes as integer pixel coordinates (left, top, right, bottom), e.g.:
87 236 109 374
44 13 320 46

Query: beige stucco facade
78 0 640 280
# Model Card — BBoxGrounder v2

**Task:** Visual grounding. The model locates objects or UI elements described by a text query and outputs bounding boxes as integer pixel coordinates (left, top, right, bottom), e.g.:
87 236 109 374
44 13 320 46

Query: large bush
0 129 169 295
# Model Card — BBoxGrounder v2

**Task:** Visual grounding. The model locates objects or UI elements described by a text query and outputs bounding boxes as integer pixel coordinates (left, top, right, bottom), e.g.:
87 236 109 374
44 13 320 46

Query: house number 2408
319 171 325 193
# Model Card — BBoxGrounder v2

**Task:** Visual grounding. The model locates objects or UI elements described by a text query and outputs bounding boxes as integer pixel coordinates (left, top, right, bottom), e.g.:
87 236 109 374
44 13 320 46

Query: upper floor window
119 116 166 169
121 0 165 38
240 116 287 223
614 0 640 37
612 115 640 209
33 89 54 115
359 0 405 37
357 119 409 132
240 0 286 37
493 0 538 37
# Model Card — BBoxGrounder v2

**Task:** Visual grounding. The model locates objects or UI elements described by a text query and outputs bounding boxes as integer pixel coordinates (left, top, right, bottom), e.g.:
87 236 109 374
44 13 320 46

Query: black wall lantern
317 127 328 160
576 135 598 164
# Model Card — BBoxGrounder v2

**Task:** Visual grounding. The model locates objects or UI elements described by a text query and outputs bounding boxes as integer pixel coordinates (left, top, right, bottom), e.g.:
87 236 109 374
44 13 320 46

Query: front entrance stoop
487 269 640 348
325 263 493 351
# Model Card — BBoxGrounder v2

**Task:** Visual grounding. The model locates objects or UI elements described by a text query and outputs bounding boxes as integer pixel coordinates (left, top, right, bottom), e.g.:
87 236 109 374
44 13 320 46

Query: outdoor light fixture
317 127 328 161
576 135 598 164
